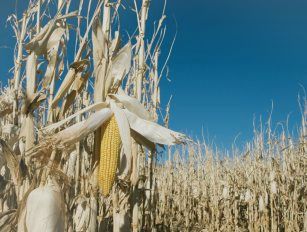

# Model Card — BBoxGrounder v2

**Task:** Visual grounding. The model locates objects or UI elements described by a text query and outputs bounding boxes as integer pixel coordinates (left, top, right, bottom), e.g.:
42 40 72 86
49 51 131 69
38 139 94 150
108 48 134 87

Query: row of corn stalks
0 0 188 231
153 104 307 231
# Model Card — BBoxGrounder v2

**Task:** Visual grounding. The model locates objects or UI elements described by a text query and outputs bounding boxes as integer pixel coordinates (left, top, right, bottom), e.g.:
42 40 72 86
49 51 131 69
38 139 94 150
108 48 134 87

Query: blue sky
0 0 306 149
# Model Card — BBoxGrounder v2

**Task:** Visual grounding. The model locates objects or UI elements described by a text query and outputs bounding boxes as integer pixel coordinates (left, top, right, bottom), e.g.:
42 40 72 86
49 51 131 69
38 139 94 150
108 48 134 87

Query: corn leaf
110 88 152 121
42 102 108 134
123 109 187 145
53 108 113 147
110 101 131 165
131 130 156 151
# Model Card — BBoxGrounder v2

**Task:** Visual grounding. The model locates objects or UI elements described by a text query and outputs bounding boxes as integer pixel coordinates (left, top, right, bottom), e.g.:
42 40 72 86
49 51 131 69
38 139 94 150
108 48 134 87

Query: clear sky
0 1 306 149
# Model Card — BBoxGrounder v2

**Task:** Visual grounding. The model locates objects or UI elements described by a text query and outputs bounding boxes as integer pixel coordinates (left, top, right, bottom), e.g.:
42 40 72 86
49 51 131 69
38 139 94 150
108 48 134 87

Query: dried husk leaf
54 121 85 147
105 42 131 94
42 44 60 88
110 101 132 163
53 108 113 147
25 179 65 232
25 11 76 55
25 20 57 55
109 31 121 57
123 109 187 145
51 68 76 108
110 88 152 121
73 71 91 93
60 71 91 116
60 90 76 117
42 102 108 134
46 25 65 53
131 130 156 151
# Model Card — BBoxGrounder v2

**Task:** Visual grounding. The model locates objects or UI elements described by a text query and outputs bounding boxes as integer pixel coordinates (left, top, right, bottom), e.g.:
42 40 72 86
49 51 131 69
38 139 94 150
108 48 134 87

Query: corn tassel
99 115 122 196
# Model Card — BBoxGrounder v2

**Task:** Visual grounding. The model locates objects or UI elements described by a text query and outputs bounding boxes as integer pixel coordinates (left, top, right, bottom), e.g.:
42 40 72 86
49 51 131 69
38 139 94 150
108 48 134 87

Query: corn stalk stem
37 0 41 32
132 1 150 230
25 0 42 154
136 0 150 101
153 49 160 118
48 0 63 121
58 0 63 10
13 14 27 124
43 0 61 185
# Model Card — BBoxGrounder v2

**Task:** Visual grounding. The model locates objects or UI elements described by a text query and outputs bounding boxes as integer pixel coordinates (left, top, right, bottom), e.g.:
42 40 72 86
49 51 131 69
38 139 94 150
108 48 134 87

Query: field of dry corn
0 0 306 231
152 121 306 231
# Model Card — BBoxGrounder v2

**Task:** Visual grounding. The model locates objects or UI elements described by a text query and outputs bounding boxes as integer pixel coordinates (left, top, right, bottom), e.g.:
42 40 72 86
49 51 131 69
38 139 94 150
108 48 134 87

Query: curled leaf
42 102 108 134
110 88 152 121
123 109 187 145
53 108 113 147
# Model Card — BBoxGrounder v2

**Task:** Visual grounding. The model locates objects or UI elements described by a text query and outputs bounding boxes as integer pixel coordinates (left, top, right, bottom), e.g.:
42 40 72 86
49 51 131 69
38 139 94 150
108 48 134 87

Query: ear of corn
99 115 121 196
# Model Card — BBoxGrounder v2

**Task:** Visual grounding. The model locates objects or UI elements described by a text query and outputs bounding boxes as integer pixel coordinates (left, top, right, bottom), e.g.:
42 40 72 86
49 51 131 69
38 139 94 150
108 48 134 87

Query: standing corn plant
0 0 186 231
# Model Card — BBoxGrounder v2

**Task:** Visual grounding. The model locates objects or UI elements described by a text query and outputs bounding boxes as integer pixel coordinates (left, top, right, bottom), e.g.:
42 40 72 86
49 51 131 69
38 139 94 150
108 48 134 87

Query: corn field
0 0 306 231
154 111 307 231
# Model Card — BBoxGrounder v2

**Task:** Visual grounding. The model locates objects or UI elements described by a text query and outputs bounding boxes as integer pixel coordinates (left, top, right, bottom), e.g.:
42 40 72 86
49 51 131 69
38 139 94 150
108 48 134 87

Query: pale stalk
132 1 150 230
47 0 62 122
58 0 63 10
25 2 42 155
136 0 149 101
24 53 36 154
37 0 41 31
74 97 81 193
153 49 160 117
13 14 27 124
74 0 85 196
43 0 62 183
147 48 160 228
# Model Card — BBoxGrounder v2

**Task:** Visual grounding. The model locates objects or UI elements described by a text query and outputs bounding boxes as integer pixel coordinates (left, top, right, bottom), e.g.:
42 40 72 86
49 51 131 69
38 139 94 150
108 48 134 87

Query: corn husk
53 108 113 147
42 102 108 134
123 109 186 145
110 101 131 162
25 179 65 232
110 88 152 121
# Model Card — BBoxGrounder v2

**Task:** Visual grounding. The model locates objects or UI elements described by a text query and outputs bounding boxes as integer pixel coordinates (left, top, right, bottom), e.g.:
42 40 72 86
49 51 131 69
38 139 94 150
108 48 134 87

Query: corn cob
98 115 122 196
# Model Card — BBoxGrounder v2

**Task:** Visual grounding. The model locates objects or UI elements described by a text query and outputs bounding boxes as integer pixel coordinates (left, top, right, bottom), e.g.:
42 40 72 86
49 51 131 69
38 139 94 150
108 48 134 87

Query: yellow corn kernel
98 115 122 196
